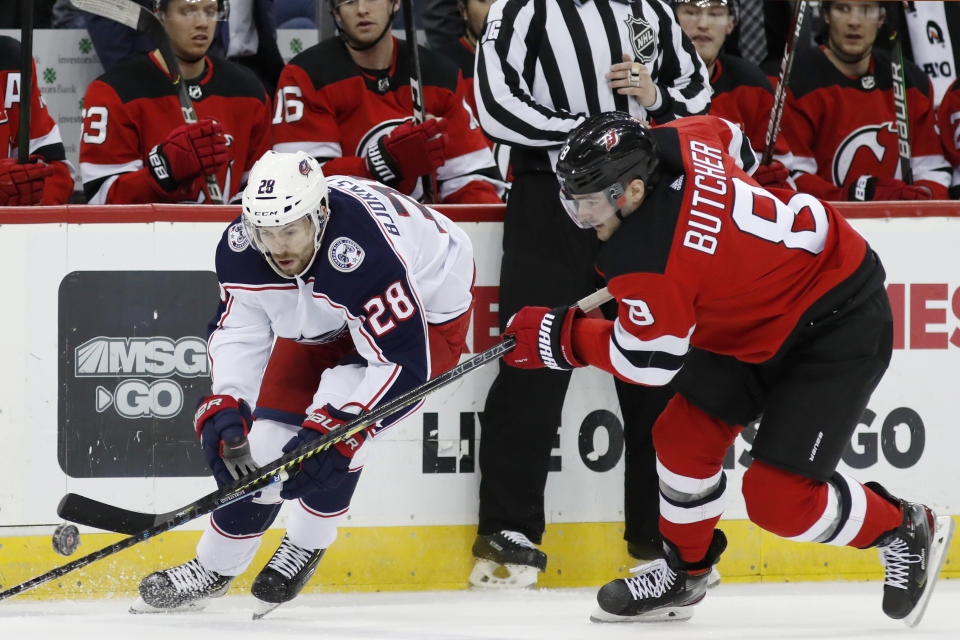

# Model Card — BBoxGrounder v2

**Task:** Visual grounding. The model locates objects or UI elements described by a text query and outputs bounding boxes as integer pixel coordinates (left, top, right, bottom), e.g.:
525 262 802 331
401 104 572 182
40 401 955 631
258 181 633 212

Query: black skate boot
469 530 547 589
132 557 234 613
627 538 721 590
592 529 726 623
867 482 955 627
251 536 325 619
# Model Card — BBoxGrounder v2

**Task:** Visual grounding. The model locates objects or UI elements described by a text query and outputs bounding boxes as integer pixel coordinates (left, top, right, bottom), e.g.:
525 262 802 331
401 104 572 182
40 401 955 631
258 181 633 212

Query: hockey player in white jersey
132 150 475 616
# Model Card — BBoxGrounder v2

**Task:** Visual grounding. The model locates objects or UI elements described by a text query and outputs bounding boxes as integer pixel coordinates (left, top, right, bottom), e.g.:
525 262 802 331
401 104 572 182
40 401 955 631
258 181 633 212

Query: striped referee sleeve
474 0 585 148
644 0 711 120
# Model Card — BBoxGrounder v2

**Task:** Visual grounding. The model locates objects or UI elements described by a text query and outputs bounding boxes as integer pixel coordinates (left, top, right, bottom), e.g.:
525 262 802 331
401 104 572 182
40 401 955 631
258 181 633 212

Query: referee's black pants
477 172 673 549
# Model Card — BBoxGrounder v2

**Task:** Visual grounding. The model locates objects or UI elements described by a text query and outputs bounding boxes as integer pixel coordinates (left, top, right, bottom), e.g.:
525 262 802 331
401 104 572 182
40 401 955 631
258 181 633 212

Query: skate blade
468 558 539 589
129 596 208 614
252 600 282 620
589 605 695 623
903 515 956 628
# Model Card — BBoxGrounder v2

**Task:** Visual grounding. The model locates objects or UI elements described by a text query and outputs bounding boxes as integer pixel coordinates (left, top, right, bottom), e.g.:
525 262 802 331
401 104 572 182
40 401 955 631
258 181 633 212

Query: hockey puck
52 523 80 556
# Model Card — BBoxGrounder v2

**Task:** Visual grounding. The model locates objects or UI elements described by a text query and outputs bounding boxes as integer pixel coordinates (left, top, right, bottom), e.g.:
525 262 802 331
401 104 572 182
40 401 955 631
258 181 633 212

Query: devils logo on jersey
831 122 901 186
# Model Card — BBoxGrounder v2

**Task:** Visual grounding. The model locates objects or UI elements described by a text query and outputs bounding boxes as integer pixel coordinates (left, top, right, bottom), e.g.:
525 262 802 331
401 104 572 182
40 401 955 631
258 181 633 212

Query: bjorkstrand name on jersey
684 141 727 256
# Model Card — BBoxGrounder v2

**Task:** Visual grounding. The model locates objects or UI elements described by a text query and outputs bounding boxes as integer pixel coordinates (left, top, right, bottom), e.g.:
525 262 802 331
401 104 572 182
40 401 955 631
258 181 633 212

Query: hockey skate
469 530 547 589
868 483 956 628
592 529 726 623
627 539 721 590
251 536 326 619
131 557 234 613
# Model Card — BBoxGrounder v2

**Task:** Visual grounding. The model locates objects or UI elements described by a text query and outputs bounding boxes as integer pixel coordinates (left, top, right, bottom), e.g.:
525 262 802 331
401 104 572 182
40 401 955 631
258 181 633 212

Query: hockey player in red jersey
0 36 74 205
79 0 272 204
503 112 954 626
272 0 504 204
671 0 796 189
133 150 474 615
937 79 959 198
782 1 950 201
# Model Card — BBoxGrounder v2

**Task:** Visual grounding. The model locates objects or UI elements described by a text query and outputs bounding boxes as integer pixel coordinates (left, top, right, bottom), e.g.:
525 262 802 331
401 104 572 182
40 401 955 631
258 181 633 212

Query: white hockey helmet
241 150 330 279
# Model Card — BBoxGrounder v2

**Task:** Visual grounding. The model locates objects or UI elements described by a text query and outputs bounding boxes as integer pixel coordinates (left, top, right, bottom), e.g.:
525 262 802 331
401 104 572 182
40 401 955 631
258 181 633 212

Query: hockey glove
502 305 584 370
752 161 790 188
847 175 932 202
0 156 54 206
279 405 363 499
365 118 447 192
147 118 229 192
194 395 257 487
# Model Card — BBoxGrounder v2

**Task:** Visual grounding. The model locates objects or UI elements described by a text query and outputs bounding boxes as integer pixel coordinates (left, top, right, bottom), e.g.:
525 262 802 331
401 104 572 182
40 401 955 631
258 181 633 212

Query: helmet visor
558 183 624 230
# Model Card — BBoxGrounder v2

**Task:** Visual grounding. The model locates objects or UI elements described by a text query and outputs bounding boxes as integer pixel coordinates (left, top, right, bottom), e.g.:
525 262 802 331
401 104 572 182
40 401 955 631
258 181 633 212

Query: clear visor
558 183 624 230
243 213 317 256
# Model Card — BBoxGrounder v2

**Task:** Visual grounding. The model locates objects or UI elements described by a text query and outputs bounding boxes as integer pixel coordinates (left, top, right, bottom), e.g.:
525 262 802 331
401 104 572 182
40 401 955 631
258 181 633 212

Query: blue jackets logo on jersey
328 237 365 272
227 222 250 252
625 16 657 65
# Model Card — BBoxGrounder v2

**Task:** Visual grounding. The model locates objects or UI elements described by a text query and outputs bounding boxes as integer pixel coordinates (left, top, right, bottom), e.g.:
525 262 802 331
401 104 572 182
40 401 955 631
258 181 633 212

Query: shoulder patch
328 237 365 272
228 222 251 252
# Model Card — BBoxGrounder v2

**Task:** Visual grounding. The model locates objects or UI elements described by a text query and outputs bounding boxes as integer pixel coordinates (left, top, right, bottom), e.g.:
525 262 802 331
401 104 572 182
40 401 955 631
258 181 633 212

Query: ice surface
1 580 958 639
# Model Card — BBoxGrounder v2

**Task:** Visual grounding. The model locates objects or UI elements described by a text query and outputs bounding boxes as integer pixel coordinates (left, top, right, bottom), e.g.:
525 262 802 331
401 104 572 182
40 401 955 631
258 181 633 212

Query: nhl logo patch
188 84 202 100
860 74 876 90
328 237 365 272
625 16 657 64
227 222 250 252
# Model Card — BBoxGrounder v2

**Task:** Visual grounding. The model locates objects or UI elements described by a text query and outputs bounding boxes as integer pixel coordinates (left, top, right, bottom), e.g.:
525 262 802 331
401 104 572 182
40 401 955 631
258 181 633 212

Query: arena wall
0 202 957 599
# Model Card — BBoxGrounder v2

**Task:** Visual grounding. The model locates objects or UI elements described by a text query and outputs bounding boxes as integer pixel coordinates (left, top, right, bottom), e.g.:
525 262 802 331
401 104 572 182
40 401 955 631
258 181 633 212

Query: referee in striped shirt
470 0 712 589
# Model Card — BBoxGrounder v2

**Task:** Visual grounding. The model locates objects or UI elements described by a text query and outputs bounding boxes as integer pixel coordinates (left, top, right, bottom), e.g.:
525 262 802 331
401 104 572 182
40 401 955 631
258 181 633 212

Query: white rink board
0 216 958 532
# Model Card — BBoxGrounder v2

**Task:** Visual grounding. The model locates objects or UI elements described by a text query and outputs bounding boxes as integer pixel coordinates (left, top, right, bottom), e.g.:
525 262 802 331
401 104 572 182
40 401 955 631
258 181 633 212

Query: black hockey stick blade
54 287 613 536
17 0 34 164
69 0 224 203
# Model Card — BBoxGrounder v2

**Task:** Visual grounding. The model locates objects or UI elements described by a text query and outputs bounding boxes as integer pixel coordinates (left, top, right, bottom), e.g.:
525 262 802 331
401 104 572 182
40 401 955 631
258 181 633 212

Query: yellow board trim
1 518 956 600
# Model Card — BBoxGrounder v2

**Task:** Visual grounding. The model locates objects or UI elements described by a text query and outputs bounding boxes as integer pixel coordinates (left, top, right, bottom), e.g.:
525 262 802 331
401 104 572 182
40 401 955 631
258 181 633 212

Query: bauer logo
58 271 219 478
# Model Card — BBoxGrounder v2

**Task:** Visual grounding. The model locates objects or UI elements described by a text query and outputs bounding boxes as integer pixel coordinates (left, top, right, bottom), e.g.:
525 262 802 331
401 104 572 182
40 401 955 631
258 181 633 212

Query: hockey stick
889 2 913 184
761 0 808 166
3 288 612 600
400 0 436 203
16 0 33 164
69 0 224 203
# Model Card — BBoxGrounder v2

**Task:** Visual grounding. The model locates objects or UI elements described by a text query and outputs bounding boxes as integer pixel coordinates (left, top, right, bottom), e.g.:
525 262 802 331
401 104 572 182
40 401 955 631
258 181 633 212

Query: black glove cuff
366 139 402 187
147 144 178 192
848 175 876 202
541 306 576 370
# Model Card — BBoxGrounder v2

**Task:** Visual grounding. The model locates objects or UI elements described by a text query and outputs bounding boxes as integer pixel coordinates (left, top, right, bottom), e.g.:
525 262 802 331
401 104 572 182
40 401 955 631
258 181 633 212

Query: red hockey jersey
272 36 503 204
571 116 872 386
79 52 272 204
937 79 959 197
0 36 74 204
782 46 950 200
709 53 794 165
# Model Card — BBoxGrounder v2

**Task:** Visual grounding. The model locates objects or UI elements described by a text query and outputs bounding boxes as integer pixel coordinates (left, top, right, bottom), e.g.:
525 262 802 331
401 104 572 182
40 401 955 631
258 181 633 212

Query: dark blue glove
194 395 256 487
280 404 359 499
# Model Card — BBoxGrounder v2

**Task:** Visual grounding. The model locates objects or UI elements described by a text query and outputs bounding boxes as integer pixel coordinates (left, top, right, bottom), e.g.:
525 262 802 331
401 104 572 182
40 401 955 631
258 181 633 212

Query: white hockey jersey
208 175 474 433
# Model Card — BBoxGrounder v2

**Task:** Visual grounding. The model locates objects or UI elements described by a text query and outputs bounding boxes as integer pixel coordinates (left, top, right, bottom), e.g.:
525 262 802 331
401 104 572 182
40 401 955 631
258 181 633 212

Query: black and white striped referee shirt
475 0 711 169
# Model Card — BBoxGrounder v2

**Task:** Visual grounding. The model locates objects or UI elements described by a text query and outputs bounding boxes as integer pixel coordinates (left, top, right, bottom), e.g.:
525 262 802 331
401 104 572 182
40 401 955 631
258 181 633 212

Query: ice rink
2 579 958 640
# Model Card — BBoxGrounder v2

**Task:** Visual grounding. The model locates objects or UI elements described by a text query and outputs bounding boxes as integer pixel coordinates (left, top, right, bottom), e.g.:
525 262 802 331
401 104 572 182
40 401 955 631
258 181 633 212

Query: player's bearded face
256 217 318 276
826 2 883 63
161 0 218 62
335 0 398 49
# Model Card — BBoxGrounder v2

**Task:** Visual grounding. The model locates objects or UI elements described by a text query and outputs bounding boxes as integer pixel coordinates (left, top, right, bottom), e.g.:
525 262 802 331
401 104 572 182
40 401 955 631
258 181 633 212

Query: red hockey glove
365 118 448 191
503 305 584 370
752 161 789 188
847 175 932 202
0 156 54 205
147 118 229 192
279 404 364 499
194 395 256 486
